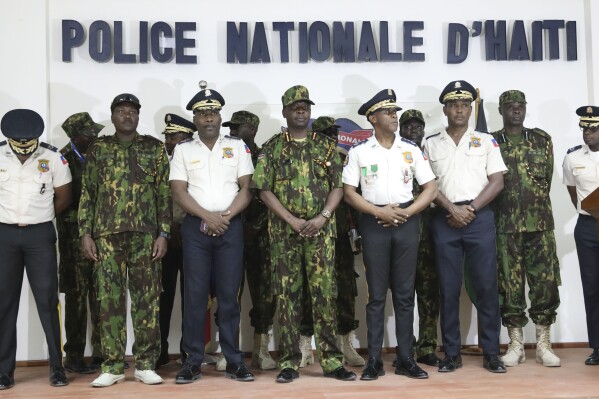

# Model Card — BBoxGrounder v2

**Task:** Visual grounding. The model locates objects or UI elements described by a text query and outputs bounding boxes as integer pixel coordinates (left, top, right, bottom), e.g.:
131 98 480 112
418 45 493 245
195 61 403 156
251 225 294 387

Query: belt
453 200 473 206
374 200 414 209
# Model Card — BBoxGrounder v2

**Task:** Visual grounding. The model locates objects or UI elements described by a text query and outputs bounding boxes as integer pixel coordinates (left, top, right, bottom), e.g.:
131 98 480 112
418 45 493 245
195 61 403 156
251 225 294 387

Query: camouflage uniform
412 183 440 357
57 141 101 363
492 127 561 328
253 129 344 373
244 143 276 334
79 133 171 374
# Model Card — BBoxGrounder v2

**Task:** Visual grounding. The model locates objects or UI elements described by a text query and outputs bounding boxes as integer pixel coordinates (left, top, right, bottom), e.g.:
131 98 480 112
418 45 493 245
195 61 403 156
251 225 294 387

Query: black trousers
181 215 244 366
431 206 501 356
574 215 599 349
0 222 62 375
361 213 420 360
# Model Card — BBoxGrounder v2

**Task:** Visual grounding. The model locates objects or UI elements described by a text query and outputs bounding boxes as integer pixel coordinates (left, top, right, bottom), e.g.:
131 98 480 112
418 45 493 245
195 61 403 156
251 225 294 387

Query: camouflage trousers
244 233 276 334
271 232 343 372
497 231 561 327
300 238 359 336
414 237 440 357
58 225 101 361
95 232 162 374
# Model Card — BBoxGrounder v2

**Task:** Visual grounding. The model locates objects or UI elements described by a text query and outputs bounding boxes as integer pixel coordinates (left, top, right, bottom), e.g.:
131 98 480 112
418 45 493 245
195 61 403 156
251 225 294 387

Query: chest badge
38 159 50 172
223 147 234 158
402 151 414 164
470 137 481 148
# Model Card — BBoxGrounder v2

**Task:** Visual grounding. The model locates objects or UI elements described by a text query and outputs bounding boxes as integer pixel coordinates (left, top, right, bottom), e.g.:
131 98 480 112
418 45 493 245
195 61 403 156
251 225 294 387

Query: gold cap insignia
587 106 593 114
455 82 462 88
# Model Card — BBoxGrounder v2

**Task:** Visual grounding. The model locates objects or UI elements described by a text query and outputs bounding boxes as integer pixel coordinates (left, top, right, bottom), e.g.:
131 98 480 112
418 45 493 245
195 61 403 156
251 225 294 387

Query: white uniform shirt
169 135 254 212
423 127 507 203
0 143 72 224
343 134 436 205
562 144 599 215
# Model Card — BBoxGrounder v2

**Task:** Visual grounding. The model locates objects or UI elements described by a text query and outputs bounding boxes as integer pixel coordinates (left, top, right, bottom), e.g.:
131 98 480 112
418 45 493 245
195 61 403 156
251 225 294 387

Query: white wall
1 0 596 361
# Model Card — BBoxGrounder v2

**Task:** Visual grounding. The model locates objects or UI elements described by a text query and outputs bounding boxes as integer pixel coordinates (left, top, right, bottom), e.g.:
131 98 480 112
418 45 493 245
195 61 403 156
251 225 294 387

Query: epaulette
567 145 582 154
261 132 282 148
177 138 193 146
143 134 162 143
528 128 551 140
351 139 369 148
425 132 441 140
401 137 418 147
0 140 6 147
474 130 492 135
224 134 241 140
313 131 336 143
40 142 58 152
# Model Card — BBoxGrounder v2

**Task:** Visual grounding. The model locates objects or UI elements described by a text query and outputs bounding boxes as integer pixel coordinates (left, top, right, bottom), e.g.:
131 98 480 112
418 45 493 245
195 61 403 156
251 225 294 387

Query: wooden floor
3 348 598 399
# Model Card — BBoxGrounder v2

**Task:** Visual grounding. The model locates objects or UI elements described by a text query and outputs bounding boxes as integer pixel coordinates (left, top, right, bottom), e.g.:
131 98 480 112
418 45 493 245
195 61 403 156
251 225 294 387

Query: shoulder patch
567 145 582 154
224 134 241 140
40 142 58 152
400 137 418 147
425 132 441 140
0 140 6 147
261 132 282 148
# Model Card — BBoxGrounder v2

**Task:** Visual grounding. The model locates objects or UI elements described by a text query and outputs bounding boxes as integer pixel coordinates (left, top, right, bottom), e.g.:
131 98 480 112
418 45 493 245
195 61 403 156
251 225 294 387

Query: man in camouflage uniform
79 93 171 387
156 113 196 368
492 90 561 367
57 112 104 374
253 85 356 383
298 116 364 368
223 110 277 370
398 110 441 367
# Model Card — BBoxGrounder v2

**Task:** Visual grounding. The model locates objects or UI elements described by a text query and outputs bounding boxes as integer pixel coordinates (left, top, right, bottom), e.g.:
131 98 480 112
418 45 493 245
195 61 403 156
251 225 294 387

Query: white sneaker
91 372 125 387
134 369 164 385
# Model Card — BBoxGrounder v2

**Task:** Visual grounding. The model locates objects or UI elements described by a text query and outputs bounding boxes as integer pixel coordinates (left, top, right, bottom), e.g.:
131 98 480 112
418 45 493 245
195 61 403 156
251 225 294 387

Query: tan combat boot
251 333 277 370
536 325 561 367
337 331 365 366
501 327 525 366
299 335 314 368
215 353 227 371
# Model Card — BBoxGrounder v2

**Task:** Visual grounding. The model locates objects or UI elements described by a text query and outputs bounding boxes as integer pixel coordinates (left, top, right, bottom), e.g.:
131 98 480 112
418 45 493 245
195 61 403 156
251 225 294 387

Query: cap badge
455 82 462 88
587 106 593 114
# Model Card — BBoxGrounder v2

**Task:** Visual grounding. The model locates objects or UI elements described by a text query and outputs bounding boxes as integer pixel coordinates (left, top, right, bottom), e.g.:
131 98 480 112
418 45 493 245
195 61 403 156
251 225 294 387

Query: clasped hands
375 204 410 227
446 204 476 228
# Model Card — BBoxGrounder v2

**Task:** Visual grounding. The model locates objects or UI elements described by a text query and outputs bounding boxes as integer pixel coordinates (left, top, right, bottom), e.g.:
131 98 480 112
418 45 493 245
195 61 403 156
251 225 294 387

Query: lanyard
70 140 85 164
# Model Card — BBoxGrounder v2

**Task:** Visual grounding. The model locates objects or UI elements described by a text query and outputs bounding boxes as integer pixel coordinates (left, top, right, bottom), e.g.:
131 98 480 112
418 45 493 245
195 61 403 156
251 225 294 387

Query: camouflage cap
399 109 425 127
312 116 340 133
111 93 141 112
499 90 527 106
61 112 104 139
281 85 315 107
222 110 260 128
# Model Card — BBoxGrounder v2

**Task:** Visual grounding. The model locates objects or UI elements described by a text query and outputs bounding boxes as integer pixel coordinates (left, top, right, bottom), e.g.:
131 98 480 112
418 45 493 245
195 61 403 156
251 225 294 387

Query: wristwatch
159 231 171 240
321 209 332 219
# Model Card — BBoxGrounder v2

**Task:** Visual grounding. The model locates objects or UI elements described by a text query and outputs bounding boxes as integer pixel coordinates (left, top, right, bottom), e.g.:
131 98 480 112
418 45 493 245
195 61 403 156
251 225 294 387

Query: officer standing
299 116 365 368
562 105 599 366
156 113 196 368
344 90 437 381
0 109 71 389
171 83 255 383
423 80 507 373
253 85 356 383
79 94 171 387
398 109 442 367
492 90 561 368
223 110 277 370
57 112 104 374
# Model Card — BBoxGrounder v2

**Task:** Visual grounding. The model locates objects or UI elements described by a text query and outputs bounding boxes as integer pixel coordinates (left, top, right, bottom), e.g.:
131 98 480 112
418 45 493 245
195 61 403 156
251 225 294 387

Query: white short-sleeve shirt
169 134 254 212
423 127 507 203
343 134 436 205
0 143 72 224
562 144 599 216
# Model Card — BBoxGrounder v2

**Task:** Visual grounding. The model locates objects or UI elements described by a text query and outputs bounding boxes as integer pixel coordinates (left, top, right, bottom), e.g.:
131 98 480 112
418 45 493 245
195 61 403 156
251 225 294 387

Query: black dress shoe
175 364 202 384
483 355 507 373
438 355 462 372
225 362 255 382
0 374 14 390
64 359 95 374
155 352 170 369
416 352 441 367
49 366 69 387
276 368 299 383
396 357 429 379
360 356 385 381
585 349 599 365
323 366 356 381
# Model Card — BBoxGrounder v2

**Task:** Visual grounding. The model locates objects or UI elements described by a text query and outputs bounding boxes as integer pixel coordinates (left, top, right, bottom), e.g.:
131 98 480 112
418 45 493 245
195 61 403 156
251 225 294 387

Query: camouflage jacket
252 130 342 238
412 178 433 241
57 142 86 231
79 133 171 238
244 143 268 232
492 127 555 233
